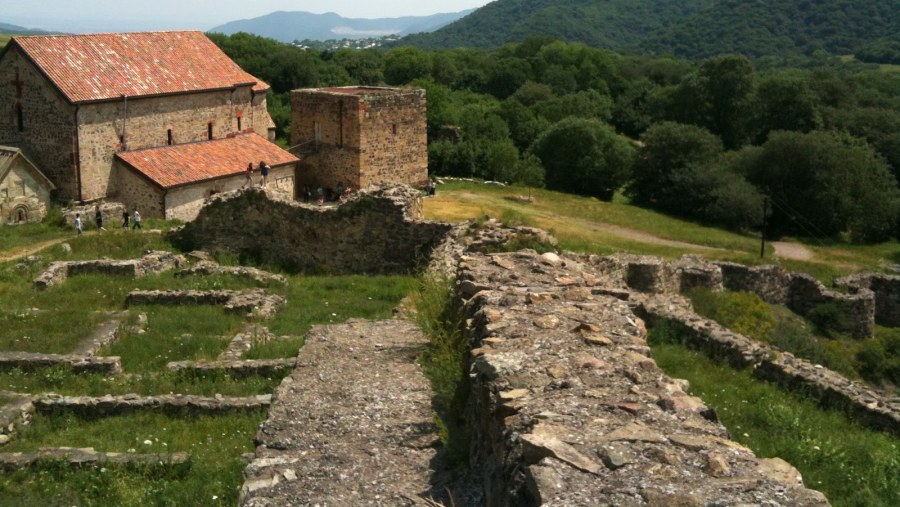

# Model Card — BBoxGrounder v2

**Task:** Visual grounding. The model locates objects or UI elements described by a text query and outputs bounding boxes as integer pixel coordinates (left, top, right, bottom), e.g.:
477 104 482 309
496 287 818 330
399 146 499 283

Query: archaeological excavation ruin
1 185 898 505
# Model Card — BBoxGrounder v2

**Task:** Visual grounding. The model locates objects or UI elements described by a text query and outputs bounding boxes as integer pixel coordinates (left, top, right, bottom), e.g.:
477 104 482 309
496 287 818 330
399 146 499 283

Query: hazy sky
1 0 495 32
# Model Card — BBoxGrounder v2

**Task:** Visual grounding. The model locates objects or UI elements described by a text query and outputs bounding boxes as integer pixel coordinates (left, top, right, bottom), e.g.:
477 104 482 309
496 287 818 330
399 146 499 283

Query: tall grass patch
648 328 900 507
266 274 414 337
686 288 898 390
0 410 265 506
105 306 244 372
410 274 470 467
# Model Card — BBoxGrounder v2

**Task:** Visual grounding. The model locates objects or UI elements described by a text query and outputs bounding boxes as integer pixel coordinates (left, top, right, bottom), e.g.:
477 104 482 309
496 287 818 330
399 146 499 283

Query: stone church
0 31 297 220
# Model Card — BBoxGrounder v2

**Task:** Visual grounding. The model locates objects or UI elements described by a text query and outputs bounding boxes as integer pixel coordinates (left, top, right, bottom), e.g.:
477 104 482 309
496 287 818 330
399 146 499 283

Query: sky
1 0 495 33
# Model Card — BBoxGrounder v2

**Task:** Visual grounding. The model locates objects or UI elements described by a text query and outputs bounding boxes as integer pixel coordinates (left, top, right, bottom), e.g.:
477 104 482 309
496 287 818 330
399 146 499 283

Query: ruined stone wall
0 48 78 199
81 86 267 201
836 273 900 327
170 185 450 274
357 90 428 188
0 154 52 223
449 249 829 506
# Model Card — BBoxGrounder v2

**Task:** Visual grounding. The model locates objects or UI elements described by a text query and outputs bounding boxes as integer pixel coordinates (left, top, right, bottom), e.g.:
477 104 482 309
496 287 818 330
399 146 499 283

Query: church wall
114 162 165 219
290 91 362 192
0 155 53 224
0 48 78 200
79 86 271 202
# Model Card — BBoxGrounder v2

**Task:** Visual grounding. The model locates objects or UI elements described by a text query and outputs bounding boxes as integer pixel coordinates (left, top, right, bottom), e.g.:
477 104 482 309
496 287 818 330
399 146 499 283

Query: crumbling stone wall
170 185 450 275
450 250 829 506
33 250 185 290
836 273 900 327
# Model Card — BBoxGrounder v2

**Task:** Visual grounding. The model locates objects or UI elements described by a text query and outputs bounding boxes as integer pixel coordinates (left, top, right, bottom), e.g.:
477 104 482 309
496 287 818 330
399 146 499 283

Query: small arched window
207 122 214 140
16 103 24 132
167 129 173 145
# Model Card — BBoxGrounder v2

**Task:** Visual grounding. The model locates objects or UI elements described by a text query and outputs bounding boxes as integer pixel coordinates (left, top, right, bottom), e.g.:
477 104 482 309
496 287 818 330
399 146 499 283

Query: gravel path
771 241 814 260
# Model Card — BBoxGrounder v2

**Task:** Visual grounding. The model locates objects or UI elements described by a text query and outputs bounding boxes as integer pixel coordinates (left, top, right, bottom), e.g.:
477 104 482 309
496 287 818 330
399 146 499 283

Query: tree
628 122 723 211
383 47 432 85
529 118 635 200
753 72 821 142
742 130 900 242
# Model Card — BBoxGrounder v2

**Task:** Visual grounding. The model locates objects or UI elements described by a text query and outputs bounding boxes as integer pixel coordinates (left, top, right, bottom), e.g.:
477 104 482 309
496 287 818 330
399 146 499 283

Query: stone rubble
176 260 288 285
0 447 189 471
0 352 121 375
125 289 285 319
167 359 297 379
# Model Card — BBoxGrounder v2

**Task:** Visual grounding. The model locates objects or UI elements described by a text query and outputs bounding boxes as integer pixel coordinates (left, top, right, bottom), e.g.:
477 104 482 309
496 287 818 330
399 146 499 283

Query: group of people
302 182 352 205
243 160 271 189
74 206 141 236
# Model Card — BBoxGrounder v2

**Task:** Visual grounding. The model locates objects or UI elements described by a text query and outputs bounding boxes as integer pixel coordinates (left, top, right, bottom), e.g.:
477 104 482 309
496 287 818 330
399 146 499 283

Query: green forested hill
400 0 711 50
399 0 899 60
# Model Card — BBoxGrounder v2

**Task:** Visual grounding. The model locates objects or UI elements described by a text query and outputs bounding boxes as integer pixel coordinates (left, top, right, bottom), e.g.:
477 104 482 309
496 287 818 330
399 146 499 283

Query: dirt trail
771 241 814 261
0 237 70 263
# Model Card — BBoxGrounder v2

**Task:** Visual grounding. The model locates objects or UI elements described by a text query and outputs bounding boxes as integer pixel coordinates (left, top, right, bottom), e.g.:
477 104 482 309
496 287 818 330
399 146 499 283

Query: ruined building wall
290 87 428 192
0 48 77 200
170 185 449 274
290 91 361 190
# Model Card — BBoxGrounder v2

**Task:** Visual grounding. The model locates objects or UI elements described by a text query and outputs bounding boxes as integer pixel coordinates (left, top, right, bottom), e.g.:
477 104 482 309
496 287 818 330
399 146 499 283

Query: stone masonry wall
170 185 450 275
0 47 78 199
0 153 53 224
83 87 269 202
836 273 900 327
449 249 829 506
358 89 428 188
290 89 362 191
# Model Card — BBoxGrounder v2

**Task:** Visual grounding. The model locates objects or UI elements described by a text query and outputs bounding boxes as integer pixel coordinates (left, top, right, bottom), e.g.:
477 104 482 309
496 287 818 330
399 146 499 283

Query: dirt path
771 241 814 261
579 219 727 252
0 237 70 263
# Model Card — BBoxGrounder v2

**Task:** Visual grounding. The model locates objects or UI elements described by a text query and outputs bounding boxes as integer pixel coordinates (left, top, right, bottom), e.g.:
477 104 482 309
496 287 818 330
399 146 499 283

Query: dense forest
209 31 900 244
399 0 900 63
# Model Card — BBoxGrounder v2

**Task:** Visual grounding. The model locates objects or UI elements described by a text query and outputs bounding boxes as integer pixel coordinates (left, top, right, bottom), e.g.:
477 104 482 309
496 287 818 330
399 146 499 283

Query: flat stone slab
241 319 446 506
35 394 271 416
0 447 189 470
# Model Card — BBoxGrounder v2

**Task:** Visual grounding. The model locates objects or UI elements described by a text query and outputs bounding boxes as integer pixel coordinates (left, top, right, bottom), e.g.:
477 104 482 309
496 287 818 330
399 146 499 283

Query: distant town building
0 31 293 219
0 145 55 224
290 86 427 194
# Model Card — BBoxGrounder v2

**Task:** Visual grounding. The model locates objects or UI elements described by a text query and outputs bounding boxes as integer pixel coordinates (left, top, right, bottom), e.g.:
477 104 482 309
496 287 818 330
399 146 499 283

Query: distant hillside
209 10 475 43
399 0 899 59
0 22 61 36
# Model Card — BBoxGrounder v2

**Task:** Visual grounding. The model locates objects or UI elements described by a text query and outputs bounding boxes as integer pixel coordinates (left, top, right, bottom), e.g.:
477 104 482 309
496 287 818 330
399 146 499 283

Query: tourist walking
94 205 106 231
243 162 254 189
75 213 83 236
122 208 130 229
132 209 142 230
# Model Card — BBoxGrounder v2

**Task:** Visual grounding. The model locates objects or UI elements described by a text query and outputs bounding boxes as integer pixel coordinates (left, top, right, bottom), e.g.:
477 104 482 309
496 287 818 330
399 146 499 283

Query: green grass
104 306 245 372
426 180 899 275
686 288 899 392
0 410 266 506
649 327 900 507
0 366 284 397
410 274 470 467
265 274 415 337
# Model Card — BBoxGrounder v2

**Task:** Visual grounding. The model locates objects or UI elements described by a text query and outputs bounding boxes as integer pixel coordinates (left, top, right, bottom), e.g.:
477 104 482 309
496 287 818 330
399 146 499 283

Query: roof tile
14 31 269 103
116 133 297 189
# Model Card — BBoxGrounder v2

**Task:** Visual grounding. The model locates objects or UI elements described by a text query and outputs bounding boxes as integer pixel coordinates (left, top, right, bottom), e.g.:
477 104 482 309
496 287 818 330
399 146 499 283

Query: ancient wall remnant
169 186 451 275
125 289 285 319
449 249 829 506
33 250 185 290
836 273 900 327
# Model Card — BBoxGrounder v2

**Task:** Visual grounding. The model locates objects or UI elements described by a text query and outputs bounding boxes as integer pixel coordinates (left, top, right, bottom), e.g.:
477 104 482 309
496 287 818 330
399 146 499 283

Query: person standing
132 209 142 230
243 162 254 189
122 208 130 229
95 205 106 231
75 213 83 236
259 160 270 187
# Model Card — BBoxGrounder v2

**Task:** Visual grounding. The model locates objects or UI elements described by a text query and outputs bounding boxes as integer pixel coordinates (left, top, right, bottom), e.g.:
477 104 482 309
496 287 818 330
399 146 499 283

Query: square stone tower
290 86 427 193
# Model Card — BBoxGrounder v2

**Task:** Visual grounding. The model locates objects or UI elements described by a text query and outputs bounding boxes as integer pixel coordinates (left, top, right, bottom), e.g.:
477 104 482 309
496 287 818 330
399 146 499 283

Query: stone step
240 319 447 507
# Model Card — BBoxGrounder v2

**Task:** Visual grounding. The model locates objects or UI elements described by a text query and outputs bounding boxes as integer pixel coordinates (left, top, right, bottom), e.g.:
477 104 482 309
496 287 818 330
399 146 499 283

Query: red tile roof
13 31 269 104
116 133 297 189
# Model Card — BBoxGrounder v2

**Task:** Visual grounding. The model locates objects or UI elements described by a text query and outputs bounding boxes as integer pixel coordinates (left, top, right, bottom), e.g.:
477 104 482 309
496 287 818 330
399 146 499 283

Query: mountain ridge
209 10 476 43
